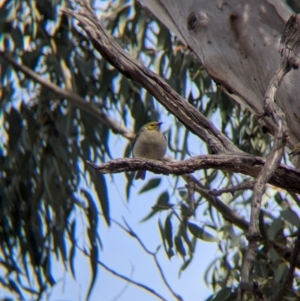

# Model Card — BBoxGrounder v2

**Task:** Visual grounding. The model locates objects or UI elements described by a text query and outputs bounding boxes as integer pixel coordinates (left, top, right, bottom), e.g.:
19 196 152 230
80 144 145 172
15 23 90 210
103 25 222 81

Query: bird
289 143 300 157
132 121 167 180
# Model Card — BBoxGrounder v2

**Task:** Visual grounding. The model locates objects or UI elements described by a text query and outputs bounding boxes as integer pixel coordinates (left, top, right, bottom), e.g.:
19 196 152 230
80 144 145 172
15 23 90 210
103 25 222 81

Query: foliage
0 0 299 300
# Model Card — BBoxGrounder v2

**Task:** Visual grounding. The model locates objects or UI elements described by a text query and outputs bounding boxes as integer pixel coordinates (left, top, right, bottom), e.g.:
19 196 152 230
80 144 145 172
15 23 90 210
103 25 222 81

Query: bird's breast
133 131 167 160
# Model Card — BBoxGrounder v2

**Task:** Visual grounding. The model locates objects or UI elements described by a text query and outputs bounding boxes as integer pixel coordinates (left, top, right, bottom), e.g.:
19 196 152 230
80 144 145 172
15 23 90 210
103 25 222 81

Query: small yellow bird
132 121 167 180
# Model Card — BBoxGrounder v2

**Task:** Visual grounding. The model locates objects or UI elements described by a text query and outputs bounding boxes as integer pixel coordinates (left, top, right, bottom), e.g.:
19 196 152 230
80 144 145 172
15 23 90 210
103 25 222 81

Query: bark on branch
87 155 300 194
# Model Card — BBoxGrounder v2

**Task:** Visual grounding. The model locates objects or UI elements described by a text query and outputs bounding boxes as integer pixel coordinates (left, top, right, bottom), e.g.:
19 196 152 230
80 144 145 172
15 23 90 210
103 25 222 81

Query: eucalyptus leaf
89 170 110 226
165 214 173 250
140 191 170 222
188 223 217 242
281 208 300 228
139 178 161 194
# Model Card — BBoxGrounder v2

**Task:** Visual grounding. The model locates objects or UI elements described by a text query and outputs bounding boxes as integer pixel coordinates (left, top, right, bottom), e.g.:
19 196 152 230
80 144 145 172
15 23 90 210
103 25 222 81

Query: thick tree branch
87 155 300 194
62 0 243 155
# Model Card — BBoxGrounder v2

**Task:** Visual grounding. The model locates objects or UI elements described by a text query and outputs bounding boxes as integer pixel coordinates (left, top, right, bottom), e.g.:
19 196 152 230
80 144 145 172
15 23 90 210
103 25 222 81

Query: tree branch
208 180 256 197
190 176 249 231
98 261 168 301
87 155 300 194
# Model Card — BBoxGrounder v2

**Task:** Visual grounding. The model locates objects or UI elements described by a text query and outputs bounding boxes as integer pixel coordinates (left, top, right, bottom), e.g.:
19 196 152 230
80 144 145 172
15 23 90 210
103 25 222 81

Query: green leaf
174 236 186 259
158 219 168 258
89 170 110 226
81 190 99 301
165 214 173 250
268 217 283 240
69 220 77 279
155 191 170 209
274 262 288 282
179 257 193 273
213 287 233 301
8 279 24 299
43 254 55 286
86 241 98 301
139 178 161 194
69 243 76 280
140 191 170 222
82 190 98 233
259 210 268 240
281 209 299 227
188 223 217 242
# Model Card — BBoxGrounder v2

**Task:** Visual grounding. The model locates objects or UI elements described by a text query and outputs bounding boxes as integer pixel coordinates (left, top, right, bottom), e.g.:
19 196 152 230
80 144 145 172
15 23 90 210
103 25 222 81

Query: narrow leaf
164 215 173 250
188 223 217 242
158 219 168 257
213 287 232 301
89 170 110 226
281 209 299 228
86 242 98 301
175 236 186 259
69 220 77 279
154 191 171 210
140 191 170 222
139 178 161 194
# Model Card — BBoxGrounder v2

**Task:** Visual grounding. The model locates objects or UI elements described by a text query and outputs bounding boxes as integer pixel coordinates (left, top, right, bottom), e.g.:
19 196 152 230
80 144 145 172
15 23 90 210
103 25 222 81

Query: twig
76 245 168 301
208 180 256 196
62 0 242 155
86 155 300 194
185 182 195 213
122 219 184 301
100 261 169 301
190 176 249 232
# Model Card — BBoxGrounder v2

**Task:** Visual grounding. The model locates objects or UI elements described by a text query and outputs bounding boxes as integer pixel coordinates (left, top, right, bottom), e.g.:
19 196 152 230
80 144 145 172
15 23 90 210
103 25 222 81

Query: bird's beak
157 122 163 126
